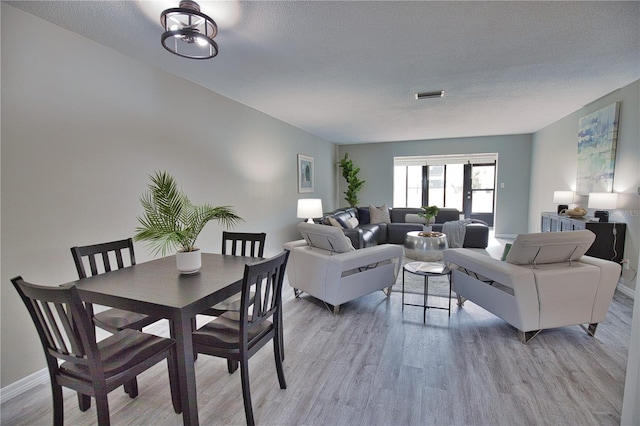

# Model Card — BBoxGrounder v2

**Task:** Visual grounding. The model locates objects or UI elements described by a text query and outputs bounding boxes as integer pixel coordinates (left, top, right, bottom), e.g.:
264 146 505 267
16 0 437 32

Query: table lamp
297 199 323 223
588 192 618 223
553 191 573 214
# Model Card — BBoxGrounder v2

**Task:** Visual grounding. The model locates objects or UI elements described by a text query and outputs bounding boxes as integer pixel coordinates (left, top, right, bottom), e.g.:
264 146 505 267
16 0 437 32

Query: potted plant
338 153 365 208
133 171 242 273
417 205 439 231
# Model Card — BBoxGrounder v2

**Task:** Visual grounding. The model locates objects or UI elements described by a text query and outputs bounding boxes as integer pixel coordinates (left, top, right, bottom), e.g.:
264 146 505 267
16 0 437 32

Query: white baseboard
0 368 48 404
617 282 636 299
493 233 518 239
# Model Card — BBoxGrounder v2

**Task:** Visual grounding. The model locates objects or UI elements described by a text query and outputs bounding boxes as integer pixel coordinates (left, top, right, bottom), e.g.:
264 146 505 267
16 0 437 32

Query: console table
541 212 626 263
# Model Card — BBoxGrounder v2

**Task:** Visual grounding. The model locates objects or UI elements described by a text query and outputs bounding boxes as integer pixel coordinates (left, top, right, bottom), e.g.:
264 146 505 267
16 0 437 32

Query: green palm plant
134 171 242 256
338 153 365 208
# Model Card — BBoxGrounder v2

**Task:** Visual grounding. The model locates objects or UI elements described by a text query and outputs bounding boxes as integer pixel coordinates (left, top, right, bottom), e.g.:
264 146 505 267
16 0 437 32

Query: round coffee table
404 231 449 261
402 261 452 323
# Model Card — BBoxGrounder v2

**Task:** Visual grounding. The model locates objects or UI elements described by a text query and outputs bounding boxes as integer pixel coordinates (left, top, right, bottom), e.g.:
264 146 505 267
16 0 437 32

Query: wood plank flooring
2 242 634 425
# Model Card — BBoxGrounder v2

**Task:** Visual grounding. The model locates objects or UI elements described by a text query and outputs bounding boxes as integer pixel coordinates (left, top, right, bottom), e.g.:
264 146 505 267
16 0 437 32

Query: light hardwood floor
2 236 634 425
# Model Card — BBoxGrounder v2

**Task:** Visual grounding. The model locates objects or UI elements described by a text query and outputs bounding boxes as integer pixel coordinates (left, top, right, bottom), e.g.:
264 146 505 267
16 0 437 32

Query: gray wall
0 4 336 387
530 80 639 294
337 135 532 236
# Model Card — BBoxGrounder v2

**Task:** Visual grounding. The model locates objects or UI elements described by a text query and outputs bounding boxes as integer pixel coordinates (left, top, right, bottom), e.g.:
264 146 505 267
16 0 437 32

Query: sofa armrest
576 255 621 321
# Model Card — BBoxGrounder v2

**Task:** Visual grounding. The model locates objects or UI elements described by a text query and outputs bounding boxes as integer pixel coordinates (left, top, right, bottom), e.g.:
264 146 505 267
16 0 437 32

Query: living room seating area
443 230 621 343
283 222 403 314
318 205 490 249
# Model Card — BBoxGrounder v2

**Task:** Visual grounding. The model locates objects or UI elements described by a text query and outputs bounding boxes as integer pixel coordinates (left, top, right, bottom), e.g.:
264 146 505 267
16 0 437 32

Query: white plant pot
422 225 433 232
176 249 201 274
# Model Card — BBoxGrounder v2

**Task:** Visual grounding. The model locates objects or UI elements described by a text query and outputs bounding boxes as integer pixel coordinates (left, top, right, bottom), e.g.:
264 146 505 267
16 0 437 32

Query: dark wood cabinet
541 212 626 263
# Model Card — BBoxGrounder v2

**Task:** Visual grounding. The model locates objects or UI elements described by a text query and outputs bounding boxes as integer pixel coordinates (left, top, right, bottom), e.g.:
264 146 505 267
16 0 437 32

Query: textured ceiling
8 1 640 144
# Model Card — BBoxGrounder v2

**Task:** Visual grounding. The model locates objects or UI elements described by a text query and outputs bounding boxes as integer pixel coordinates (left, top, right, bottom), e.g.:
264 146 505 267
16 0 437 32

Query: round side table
402 261 451 323
404 231 449 261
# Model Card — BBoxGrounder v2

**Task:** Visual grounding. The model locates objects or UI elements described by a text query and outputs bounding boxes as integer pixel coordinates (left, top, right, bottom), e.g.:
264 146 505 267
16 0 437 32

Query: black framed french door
463 162 495 226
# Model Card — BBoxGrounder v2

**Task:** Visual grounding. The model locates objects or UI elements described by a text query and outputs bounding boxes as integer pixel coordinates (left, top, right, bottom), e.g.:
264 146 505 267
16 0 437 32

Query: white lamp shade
588 192 618 209
297 198 323 220
553 191 574 204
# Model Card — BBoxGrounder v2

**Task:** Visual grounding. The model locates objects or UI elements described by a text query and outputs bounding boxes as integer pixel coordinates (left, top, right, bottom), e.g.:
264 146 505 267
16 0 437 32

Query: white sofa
283 222 404 314
443 230 621 343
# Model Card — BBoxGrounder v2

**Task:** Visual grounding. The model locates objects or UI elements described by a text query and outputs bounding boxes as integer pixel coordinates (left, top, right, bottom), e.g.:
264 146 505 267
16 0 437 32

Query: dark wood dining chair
11 277 182 426
204 232 266 314
200 232 267 372
192 251 289 426
70 238 162 405
71 238 160 334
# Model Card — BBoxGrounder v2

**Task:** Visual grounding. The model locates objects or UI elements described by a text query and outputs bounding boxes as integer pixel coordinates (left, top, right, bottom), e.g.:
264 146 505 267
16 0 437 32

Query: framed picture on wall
297 154 314 193
576 102 620 194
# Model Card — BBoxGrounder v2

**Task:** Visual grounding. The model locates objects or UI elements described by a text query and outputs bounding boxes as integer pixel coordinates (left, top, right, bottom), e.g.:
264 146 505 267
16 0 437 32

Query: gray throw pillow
369 204 391 224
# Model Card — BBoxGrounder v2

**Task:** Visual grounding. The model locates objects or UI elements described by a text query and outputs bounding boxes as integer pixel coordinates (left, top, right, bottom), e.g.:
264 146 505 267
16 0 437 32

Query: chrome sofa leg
518 329 541 344
582 323 598 336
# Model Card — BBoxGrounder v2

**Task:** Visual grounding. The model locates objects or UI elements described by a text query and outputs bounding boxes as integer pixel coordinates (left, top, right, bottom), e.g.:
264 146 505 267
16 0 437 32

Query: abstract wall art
576 102 620 194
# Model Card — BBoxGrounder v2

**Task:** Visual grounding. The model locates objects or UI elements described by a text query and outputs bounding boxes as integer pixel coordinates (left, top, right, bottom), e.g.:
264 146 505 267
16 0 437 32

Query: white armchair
443 230 621 343
284 222 404 314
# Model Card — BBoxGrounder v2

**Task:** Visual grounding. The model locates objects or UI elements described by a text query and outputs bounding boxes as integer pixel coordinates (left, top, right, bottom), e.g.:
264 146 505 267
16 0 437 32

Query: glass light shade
160 1 218 59
588 192 618 209
553 191 574 204
297 199 323 223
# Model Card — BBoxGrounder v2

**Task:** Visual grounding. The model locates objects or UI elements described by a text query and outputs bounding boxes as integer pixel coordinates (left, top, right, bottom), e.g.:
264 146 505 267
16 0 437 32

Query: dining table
72 252 255 426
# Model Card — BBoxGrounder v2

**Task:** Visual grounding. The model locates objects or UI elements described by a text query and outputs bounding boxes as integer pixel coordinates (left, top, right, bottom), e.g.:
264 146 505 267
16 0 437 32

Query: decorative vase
423 225 433 232
176 249 201 274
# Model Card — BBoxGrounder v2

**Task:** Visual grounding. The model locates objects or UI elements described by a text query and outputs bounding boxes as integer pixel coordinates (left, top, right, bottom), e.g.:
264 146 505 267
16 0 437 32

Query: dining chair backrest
12 278 98 375
12 276 182 424
222 232 266 258
239 250 289 340
71 238 136 279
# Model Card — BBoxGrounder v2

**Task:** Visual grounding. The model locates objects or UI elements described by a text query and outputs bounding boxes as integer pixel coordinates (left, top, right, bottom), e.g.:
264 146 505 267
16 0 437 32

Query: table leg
447 273 452 317
402 268 405 309
423 275 427 324
173 314 199 426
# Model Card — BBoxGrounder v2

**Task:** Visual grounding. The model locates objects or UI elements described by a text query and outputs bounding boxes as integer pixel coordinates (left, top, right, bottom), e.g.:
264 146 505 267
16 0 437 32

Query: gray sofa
318 206 489 249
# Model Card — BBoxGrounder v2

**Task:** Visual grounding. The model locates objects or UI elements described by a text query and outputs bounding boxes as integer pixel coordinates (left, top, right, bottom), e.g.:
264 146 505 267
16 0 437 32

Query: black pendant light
160 1 218 59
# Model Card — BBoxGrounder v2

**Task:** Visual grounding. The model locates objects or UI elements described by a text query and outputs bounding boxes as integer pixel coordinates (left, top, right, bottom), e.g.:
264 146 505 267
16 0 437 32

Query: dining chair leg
77 392 91 411
278 309 285 361
94 387 111 426
273 336 287 389
189 318 199 361
53 382 64 426
227 359 238 374
167 349 182 414
124 378 138 398
240 357 255 426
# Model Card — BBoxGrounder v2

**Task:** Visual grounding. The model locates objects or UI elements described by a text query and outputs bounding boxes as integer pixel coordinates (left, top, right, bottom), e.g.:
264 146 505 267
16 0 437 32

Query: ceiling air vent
415 90 445 100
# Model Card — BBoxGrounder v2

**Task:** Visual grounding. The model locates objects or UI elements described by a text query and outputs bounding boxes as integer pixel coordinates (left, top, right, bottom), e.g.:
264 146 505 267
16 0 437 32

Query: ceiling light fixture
160 1 218 60
415 90 445 100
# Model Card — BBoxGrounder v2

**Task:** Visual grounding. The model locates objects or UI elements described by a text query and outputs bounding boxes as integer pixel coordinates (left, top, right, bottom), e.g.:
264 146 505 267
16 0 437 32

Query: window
393 153 497 226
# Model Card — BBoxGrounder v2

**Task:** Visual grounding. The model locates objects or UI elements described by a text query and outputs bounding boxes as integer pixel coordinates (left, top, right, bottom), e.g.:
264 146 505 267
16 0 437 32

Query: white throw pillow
369 204 391 224
405 213 426 224
297 222 355 253
344 217 360 229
